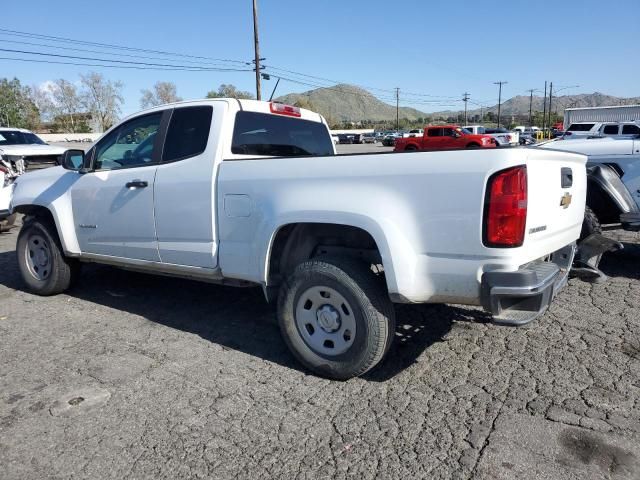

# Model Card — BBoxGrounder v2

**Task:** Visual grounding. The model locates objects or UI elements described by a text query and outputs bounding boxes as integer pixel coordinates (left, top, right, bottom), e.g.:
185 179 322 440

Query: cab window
94 112 163 170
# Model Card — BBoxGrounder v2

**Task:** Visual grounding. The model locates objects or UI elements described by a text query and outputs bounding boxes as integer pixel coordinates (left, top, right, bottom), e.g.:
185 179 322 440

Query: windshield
231 112 334 157
0 130 47 146
460 128 472 135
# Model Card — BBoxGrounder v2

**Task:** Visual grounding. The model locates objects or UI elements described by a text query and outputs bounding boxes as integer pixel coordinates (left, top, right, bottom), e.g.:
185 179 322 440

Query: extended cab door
70 111 167 261
153 104 220 268
423 127 444 150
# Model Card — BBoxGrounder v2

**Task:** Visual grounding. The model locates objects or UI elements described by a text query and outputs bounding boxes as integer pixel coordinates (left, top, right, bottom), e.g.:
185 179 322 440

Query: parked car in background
10 98 588 379
464 126 519 147
337 134 354 144
401 129 424 138
0 128 68 169
381 133 398 146
485 128 519 147
562 121 640 140
362 133 377 144
331 135 340 145
517 130 537 145
395 125 496 152
351 133 364 144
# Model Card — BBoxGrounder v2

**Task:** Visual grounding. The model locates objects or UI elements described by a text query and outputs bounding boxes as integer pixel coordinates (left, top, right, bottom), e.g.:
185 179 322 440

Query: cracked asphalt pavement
1 222 639 479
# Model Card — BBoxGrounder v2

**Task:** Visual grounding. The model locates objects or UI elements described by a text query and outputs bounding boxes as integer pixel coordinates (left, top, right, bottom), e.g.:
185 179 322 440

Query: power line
0 56 252 72
0 37 242 68
0 47 252 71
0 28 247 65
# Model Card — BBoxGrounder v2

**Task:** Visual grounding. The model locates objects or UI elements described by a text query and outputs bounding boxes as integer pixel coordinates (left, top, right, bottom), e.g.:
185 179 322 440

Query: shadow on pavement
0 249 487 381
599 241 640 281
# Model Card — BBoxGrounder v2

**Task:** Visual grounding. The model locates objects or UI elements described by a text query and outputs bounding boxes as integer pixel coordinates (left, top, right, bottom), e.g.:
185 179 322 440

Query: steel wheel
295 285 356 356
25 233 52 281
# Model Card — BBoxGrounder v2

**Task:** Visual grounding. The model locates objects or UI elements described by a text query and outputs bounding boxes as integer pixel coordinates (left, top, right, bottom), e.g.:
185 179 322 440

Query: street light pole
548 82 554 132
494 81 507 128
252 0 261 100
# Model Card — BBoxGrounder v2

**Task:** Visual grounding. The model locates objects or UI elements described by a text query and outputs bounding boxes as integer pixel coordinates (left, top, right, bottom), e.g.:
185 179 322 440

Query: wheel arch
264 219 400 297
586 164 639 223
12 203 80 255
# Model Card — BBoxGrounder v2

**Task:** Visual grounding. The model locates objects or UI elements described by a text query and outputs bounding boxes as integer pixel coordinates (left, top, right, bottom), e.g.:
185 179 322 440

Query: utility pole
252 0 261 100
547 82 554 133
526 89 536 127
462 92 470 126
542 81 547 136
395 87 400 131
493 81 507 128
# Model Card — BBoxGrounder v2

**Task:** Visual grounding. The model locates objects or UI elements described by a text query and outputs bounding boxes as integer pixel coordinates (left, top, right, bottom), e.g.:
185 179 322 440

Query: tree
140 81 182 109
49 79 83 132
80 72 124 132
206 84 254 99
0 78 40 129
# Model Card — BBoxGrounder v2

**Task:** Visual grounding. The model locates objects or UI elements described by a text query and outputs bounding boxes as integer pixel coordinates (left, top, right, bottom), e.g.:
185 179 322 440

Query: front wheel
277 257 395 380
17 219 80 295
466 143 480 149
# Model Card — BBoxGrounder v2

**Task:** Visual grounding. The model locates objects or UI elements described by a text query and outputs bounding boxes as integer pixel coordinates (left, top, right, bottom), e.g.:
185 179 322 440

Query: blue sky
1 0 638 116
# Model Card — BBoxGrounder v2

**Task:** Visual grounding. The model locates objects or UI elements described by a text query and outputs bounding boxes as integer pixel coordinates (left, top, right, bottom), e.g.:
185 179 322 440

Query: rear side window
231 112 333 157
567 123 595 132
163 106 213 162
622 124 640 135
427 128 442 137
602 124 619 135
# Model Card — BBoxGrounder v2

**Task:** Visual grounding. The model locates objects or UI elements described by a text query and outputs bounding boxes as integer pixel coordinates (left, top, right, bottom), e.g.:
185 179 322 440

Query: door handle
126 180 148 189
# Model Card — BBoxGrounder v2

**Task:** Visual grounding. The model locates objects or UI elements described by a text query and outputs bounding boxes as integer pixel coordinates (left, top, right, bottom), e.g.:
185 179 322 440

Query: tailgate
523 149 587 255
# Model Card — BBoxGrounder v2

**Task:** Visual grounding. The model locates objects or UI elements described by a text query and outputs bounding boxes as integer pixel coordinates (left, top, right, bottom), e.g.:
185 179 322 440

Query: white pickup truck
10 99 587 379
463 125 519 147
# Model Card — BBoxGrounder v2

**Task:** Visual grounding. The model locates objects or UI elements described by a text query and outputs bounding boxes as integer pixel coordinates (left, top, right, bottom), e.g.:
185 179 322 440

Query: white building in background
563 105 640 130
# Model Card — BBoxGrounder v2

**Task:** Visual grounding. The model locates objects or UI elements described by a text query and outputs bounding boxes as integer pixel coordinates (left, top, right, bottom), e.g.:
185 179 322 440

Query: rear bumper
480 242 575 326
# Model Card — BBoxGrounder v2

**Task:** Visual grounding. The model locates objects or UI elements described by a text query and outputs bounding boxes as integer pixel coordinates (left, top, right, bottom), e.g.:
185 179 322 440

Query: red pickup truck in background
394 125 497 152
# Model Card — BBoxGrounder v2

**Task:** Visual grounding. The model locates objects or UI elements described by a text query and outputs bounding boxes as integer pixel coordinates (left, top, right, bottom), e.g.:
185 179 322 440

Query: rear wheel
404 145 418 152
277 256 395 380
17 219 80 295
580 206 602 241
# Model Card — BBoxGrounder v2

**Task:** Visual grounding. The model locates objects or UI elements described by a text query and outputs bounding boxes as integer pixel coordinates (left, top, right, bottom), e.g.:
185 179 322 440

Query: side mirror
452 132 462 138
61 149 85 171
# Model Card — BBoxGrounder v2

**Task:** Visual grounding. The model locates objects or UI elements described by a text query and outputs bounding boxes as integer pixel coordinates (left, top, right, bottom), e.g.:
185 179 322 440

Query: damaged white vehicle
0 128 68 231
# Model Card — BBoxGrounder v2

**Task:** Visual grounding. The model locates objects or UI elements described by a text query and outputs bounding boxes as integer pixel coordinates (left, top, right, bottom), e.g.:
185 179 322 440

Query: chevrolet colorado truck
10 99 587 379
394 125 496 152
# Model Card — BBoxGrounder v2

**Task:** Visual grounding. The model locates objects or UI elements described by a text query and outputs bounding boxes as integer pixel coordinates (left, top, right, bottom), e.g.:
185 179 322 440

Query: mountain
431 92 640 118
275 83 640 122
275 84 427 123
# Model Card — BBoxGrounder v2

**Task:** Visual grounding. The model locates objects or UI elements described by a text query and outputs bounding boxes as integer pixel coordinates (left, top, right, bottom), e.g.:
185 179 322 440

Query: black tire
277 256 395 380
404 145 418 152
580 206 602 241
16 218 79 295
466 143 480 149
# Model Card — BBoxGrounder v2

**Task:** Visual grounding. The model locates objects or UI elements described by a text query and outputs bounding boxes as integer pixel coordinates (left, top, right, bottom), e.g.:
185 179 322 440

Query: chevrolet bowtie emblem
560 192 572 209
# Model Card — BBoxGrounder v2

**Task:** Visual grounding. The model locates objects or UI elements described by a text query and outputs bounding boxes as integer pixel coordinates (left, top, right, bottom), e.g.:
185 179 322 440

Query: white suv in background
563 121 640 139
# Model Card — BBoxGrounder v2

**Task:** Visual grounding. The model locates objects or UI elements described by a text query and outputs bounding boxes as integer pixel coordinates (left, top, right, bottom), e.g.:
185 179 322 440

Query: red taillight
484 165 527 247
270 102 301 117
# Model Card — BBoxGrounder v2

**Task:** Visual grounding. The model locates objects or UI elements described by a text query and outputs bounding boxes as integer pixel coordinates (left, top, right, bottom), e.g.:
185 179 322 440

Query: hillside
432 92 640 118
275 83 639 122
275 84 427 122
